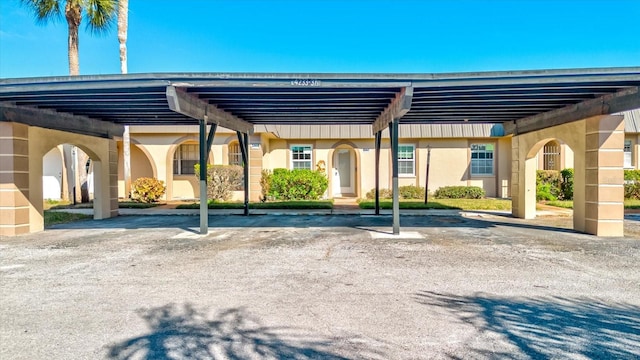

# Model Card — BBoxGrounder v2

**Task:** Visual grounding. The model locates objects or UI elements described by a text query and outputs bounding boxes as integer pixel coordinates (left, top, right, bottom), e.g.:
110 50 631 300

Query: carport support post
390 119 400 235
237 131 250 216
199 119 208 234
374 130 382 215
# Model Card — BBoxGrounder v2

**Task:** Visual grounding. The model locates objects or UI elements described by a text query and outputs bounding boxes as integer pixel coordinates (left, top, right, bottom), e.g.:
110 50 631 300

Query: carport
1 68 639 236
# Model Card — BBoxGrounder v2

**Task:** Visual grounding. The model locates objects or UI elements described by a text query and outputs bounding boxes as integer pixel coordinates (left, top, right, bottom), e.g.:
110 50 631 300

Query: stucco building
86 109 638 202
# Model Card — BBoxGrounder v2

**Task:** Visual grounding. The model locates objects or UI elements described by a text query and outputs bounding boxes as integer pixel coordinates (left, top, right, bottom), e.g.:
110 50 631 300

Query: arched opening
42 146 63 200
525 137 576 221
41 144 94 204
117 142 155 198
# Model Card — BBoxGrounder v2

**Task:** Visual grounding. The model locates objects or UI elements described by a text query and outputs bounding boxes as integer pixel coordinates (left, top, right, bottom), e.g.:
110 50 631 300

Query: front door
335 149 354 195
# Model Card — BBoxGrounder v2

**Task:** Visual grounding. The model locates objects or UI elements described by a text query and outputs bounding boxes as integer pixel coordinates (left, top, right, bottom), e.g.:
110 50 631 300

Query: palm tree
20 0 118 75
118 0 132 197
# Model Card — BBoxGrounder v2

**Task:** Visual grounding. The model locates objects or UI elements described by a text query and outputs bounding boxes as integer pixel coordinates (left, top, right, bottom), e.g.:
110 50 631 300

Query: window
291 145 312 170
624 140 633 168
173 143 199 175
471 143 494 176
398 145 415 176
229 142 242 166
543 141 561 170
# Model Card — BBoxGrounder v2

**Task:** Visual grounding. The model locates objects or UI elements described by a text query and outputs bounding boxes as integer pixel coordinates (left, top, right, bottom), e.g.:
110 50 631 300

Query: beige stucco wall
261 137 509 199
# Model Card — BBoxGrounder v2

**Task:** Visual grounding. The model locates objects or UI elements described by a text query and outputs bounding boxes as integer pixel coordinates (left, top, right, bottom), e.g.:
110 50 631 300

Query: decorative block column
0 122 30 236
584 115 625 236
248 135 263 202
511 135 537 219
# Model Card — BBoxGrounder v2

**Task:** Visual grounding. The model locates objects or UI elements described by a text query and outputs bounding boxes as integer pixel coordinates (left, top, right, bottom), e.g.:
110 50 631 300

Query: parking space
1 213 639 359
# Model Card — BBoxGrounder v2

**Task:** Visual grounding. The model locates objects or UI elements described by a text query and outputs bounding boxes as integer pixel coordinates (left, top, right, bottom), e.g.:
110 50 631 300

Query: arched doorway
332 148 356 197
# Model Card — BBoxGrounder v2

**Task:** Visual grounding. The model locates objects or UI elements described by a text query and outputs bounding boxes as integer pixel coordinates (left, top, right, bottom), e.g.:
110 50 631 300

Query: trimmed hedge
364 185 425 200
266 168 328 200
433 186 485 199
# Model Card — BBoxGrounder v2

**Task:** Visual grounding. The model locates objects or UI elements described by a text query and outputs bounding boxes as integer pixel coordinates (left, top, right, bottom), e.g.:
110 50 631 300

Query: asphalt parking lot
1 213 639 359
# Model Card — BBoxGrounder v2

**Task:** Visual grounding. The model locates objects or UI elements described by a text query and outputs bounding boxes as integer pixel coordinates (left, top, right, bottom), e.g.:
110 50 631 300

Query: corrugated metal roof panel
259 123 505 139
622 109 640 133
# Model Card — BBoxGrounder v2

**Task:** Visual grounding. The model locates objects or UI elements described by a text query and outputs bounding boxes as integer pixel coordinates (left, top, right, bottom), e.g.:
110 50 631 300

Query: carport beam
390 119 400 235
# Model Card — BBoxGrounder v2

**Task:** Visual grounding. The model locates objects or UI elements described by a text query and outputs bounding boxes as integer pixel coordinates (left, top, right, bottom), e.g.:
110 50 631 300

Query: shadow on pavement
106 303 384 360
414 291 640 359
47 214 584 236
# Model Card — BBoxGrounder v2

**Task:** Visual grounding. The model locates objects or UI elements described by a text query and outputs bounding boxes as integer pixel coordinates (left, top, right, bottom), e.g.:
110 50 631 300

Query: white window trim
290 144 313 170
398 144 416 177
470 143 495 177
174 143 199 176
624 139 633 169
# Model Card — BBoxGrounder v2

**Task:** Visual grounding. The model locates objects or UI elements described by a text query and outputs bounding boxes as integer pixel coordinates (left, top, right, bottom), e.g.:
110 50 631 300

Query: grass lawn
44 211 92 226
45 200 161 210
358 198 512 211
542 199 640 209
544 200 574 209
177 200 334 210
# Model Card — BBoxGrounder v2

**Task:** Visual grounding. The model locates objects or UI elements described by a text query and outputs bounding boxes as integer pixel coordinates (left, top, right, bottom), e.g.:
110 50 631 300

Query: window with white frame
228 142 242 166
471 143 494 176
173 143 199 175
398 145 415 176
291 145 312 170
624 140 633 168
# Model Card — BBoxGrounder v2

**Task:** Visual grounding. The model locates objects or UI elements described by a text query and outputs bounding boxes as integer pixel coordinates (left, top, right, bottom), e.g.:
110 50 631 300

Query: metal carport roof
1 67 639 236
1 67 639 131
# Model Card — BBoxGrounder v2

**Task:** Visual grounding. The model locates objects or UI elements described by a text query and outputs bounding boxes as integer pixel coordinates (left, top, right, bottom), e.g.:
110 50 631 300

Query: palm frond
84 0 117 34
19 0 63 24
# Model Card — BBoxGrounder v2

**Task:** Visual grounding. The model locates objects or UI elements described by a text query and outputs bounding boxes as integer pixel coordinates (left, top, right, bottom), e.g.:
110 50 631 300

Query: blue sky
1 0 639 78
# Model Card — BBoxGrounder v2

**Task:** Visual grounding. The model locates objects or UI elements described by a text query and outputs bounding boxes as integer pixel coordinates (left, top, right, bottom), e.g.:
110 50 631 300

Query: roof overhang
1 67 639 138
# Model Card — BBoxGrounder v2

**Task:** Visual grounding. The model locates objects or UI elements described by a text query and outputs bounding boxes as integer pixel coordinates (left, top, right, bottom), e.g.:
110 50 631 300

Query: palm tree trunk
118 0 131 198
65 1 82 76
118 0 128 74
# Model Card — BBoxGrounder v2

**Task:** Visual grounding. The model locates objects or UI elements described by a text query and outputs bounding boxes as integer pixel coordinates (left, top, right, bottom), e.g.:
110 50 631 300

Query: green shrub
560 168 574 200
399 185 426 199
267 168 328 200
624 169 640 181
625 182 640 200
536 168 574 201
536 183 557 201
536 170 562 200
195 164 244 201
131 177 166 203
433 186 485 199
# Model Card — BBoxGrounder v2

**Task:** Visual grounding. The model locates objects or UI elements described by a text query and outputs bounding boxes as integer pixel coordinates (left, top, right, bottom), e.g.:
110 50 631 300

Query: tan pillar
0 122 31 236
93 139 119 219
583 115 625 236
511 135 537 219
249 136 263 202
